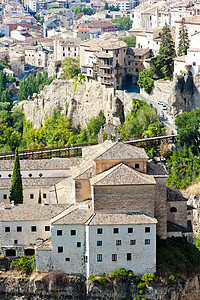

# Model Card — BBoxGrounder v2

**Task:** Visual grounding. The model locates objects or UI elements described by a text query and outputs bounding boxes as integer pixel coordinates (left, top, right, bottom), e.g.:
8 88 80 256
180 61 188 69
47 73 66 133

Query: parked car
160 111 164 117
158 100 163 105
162 104 167 110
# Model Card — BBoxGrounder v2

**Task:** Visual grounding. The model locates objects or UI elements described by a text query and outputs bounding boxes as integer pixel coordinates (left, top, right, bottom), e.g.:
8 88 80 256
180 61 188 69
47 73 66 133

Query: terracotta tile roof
37 239 51 251
0 177 69 189
147 162 168 176
87 212 157 225
0 204 71 222
52 205 93 225
167 187 187 202
176 15 200 24
90 163 156 186
94 142 148 160
174 55 187 62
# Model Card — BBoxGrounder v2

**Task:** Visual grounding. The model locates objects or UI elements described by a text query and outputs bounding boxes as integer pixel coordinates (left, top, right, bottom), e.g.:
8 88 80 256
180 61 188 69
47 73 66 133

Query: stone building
25 44 50 68
35 139 191 276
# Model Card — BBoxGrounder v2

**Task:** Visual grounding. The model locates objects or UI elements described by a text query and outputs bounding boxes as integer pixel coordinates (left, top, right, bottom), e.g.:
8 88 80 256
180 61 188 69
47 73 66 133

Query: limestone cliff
18 78 126 129
1 270 200 299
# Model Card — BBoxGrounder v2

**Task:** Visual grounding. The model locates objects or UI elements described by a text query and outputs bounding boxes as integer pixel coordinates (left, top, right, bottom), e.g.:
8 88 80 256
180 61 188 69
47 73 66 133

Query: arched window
6 249 16 257
170 207 177 213
24 249 35 256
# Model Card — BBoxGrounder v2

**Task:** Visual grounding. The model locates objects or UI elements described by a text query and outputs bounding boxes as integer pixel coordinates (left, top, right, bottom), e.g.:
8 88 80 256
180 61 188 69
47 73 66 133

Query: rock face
1 271 200 299
18 78 126 129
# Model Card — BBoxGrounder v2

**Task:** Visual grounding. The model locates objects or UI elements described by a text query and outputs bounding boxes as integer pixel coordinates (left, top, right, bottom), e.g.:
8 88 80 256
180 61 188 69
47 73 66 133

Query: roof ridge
94 142 116 160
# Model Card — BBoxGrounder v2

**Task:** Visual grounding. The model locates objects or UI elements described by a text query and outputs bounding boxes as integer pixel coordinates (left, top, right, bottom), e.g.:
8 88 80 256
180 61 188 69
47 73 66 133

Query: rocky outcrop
18 78 126 129
1 270 200 299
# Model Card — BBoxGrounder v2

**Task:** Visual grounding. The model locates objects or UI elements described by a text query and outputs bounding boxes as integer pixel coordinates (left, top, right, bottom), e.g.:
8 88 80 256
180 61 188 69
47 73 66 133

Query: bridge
0 135 177 160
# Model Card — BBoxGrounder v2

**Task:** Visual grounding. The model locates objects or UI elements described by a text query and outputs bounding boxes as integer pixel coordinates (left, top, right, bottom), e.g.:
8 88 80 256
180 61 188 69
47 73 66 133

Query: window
97 228 102 234
116 240 121 245
71 230 76 236
24 248 35 256
112 254 117 261
97 241 102 246
6 249 16 257
170 207 177 212
127 253 132 260
113 228 119 234
28 173 32 177
30 194 34 199
136 68 138 72
65 257 70 261
45 226 50 231
97 254 102 262
145 239 150 245
84 255 88 263
145 227 150 233
128 228 133 233
14 240 18 245
31 226 36 232
5 227 10 232
8 174 12 178
130 240 136 245
43 194 47 199
193 62 196 66
58 246 63 253
135 163 139 169
77 242 81 247
57 230 62 236
17 226 22 232
3 194 7 200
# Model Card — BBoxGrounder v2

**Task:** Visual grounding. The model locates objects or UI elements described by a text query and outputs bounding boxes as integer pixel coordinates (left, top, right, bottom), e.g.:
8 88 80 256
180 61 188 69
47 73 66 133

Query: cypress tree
9 148 23 204
152 23 176 79
177 18 189 56
38 189 42 204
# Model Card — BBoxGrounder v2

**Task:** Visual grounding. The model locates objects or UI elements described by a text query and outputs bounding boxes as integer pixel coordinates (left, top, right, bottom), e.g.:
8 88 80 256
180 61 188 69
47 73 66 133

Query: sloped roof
90 163 156 186
167 187 187 202
147 162 168 176
94 142 148 161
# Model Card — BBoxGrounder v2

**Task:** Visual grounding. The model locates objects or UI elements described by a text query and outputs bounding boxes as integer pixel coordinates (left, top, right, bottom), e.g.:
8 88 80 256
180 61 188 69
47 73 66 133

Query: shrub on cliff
10 255 35 274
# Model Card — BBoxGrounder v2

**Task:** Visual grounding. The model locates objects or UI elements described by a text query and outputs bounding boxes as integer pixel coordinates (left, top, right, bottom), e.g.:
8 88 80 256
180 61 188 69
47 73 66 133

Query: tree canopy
61 57 80 79
118 36 136 47
71 6 94 17
111 17 133 31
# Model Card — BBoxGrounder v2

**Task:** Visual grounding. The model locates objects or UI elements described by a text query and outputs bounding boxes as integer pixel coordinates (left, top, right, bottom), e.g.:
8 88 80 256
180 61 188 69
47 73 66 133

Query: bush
43 270 70 289
97 277 107 284
10 255 36 274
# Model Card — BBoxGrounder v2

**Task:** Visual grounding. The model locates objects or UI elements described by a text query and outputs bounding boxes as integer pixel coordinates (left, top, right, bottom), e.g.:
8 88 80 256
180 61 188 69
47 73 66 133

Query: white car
158 100 163 105
162 104 167 110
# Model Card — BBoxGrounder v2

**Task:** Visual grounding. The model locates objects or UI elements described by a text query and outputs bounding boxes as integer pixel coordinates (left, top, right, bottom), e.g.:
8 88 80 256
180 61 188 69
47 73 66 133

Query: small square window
127 253 132 261
5 227 10 232
58 246 63 253
97 241 102 246
14 240 18 244
77 242 81 247
135 163 139 169
31 226 36 232
17 226 22 232
45 226 50 231
193 62 196 66
97 254 102 262
112 254 117 261
84 255 88 263
3 194 7 200
43 194 46 199
65 257 70 261
57 230 62 236
30 194 34 199
97 228 102 234
145 239 150 245
116 240 121 245
145 227 150 233
128 228 133 233
130 240 136 245
71 230 76 236
113 228 119 234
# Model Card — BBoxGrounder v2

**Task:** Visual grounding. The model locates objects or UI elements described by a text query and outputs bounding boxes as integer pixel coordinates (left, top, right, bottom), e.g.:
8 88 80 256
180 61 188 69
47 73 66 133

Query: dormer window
135 163 139 169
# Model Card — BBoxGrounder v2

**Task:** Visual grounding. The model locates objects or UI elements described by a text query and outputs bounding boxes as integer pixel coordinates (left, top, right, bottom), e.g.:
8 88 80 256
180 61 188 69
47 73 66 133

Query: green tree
38 189 42 204
175 108 200 155
104 2 109 9
138 67 158 94
61 57 80 79
111 17 132 31
9 148 23 204
152 24 176 79
177 18 190 56
118 36 136 47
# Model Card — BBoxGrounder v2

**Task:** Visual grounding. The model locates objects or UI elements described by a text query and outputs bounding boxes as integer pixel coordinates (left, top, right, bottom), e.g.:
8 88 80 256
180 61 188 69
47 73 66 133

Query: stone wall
93 185 155 215
140 80 173 103
0 271 200 299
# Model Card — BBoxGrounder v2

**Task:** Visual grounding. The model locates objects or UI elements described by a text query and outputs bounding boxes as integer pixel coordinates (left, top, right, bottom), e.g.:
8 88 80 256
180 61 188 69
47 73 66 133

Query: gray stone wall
93 185 155 215
154 177 167 239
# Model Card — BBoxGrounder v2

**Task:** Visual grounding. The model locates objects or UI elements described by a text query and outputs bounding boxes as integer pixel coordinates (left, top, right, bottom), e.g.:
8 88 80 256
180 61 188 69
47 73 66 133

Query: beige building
25 44 50 68
54 37 81 61
80 38 128 89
